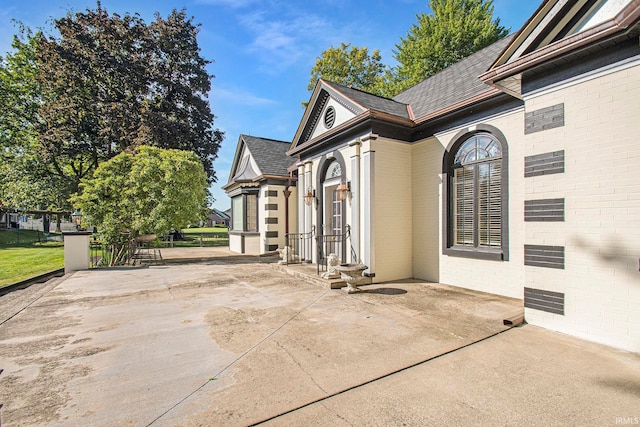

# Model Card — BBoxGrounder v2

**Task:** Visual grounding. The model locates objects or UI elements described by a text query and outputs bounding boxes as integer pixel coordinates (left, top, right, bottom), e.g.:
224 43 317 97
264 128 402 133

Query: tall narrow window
246 194 257 232
332 189 342 235
452 134 502 247
231 193 258 232
445 130 507 260
232 196 243 231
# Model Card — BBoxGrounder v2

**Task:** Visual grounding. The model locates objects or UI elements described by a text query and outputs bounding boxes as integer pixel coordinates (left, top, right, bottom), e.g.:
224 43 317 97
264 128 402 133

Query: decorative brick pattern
266 244 279 252
524 150 564 177
525 103 564 134
524 198 564 222
524 287 565 315
521 65 640 352
265 217 278 224
264 204 278 211
265 231 278 238
524 245 565 269
264 190 278 197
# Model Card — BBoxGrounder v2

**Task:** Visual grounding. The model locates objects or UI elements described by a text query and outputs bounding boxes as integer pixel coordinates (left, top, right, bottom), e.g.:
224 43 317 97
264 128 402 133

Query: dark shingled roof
324 81 410 118
211 208 230 220
393 35 514 119
242 135 292 177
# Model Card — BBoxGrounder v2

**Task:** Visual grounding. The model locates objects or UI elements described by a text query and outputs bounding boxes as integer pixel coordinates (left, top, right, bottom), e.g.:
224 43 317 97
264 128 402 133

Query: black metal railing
316 225 351 275
89 240 135 267
284 226 315 264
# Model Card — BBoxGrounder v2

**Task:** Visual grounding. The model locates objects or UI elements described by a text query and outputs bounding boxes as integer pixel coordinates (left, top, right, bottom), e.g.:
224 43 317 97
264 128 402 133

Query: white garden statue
277 246 299 264
321 253 340 279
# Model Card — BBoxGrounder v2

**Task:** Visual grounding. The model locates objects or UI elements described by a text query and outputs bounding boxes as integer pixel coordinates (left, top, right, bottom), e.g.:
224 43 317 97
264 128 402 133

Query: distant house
207 208 230 227
231 0 640 353
223 135 297 255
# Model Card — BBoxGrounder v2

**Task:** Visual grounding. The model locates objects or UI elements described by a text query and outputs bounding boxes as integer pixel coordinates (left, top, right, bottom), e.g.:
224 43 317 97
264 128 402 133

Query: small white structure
63 232 92 274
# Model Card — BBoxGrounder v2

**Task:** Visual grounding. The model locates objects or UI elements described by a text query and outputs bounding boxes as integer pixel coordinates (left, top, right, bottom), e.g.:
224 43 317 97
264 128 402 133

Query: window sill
443 246 504 261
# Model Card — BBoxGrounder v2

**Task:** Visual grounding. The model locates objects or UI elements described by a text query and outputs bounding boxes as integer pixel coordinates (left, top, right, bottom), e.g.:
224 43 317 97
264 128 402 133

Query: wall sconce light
336 181 351 201
304 187 316 206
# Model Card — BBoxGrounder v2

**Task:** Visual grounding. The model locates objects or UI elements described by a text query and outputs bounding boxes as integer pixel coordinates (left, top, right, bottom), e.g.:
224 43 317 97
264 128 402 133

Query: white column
63 232 92 274
363 149 375 276
297 163 305 237
304 160 313 262
349 140 361 263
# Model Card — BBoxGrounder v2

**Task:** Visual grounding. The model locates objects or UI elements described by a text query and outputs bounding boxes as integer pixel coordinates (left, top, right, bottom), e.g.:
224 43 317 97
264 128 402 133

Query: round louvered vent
324 106 336 129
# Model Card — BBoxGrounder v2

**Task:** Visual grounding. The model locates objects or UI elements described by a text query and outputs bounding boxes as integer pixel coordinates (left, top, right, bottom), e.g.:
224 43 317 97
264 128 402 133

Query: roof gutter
222 173 290 191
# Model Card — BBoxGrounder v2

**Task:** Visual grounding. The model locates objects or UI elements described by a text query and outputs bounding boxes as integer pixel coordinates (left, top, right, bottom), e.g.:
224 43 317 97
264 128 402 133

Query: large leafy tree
71 146 208 244
4 3 223 211
35 7 149 202
140 9 224 182
390 0 508 94
306 43 387 103
0 27 63 210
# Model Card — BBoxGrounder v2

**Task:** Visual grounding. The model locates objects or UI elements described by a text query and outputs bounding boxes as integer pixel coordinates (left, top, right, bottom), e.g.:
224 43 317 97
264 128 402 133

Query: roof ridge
242 134 291 144
323 79 406 105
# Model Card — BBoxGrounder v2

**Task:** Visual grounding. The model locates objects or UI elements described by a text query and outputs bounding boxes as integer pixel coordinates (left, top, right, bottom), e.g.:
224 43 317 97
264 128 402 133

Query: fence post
63 232 92 273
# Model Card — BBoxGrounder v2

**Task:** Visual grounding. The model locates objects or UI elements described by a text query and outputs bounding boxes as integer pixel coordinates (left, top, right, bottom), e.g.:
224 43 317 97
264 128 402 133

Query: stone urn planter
335 263 368 293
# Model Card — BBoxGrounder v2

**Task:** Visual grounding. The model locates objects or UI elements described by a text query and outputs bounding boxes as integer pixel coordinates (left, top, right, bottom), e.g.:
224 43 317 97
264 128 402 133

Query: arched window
325 161 341 180
444 129 508 260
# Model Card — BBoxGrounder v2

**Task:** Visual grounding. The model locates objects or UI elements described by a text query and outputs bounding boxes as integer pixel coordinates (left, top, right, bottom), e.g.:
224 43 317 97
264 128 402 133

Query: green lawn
0 228 55 246
173 226 229 247
0 242 64 287
0 226 229 287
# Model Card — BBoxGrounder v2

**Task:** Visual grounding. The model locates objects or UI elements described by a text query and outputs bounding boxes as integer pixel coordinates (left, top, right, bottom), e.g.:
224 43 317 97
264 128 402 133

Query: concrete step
271 263 346 289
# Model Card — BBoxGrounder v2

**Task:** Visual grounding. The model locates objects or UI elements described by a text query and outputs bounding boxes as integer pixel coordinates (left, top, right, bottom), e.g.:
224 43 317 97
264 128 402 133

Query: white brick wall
261 184 288 253
523 64 640 352
229 233 242 254
435 110 526 299
411 138 442 282
372 138 413 282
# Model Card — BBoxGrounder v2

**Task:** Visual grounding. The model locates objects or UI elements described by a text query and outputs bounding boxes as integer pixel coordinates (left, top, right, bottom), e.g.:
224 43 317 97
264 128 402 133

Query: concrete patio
0 254 638 426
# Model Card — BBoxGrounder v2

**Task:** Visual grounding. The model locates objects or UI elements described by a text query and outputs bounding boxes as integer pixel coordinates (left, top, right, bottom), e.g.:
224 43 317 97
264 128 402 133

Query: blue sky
0 0 540 210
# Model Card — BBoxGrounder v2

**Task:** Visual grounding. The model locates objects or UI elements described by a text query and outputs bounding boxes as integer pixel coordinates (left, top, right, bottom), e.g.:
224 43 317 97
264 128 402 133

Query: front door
319 160 346 265
323 181 343 261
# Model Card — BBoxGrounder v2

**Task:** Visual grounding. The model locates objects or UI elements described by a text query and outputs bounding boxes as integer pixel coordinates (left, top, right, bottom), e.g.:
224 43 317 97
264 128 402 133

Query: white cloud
197 0 368 75
214 85 277 107
233 3 349 74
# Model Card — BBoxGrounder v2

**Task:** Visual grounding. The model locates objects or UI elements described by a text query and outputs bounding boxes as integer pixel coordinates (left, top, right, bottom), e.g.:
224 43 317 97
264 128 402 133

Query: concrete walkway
0 256 638 426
